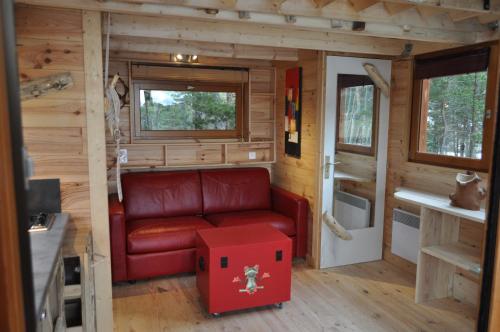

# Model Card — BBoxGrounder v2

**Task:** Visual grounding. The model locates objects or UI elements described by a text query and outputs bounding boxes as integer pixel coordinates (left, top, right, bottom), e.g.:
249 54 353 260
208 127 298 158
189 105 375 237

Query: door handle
324 156 340 179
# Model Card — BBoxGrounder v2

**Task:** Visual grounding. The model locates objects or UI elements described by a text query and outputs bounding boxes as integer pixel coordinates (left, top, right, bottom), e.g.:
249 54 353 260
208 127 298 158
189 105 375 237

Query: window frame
409 43 498 172
335 74 380 156
132 80 244 140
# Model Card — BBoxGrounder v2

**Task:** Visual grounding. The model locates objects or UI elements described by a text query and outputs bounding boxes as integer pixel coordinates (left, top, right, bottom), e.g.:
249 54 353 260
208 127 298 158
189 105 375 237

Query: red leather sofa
108 167 308 282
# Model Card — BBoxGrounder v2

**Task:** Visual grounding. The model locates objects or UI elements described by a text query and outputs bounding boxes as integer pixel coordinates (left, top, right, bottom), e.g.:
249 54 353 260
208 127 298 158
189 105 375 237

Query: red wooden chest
196 224 292 315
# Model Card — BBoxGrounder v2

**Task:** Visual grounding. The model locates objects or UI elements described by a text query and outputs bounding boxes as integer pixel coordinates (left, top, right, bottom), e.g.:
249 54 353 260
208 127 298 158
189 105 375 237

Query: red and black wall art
284 67 302 158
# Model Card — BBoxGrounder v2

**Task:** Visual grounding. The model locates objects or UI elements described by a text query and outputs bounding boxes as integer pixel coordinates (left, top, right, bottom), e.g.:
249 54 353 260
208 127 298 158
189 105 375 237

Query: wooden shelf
394 187 485 223
421 243 481 274
120 161 275 170
64 284 82 301
334 171 372 183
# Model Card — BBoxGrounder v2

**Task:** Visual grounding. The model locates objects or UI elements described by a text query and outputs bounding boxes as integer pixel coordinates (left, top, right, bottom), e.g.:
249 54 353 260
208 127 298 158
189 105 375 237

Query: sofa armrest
270 186 309 257
109 194 127 282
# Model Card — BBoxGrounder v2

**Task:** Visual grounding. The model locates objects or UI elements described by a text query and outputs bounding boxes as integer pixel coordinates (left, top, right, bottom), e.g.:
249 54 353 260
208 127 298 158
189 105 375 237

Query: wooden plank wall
384 60 487 280
105 59 276 192
273 50 321 263
16 5 91 256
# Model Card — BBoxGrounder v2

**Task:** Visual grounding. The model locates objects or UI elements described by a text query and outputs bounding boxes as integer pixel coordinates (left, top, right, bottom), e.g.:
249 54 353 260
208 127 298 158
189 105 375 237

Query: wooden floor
112 260 476 332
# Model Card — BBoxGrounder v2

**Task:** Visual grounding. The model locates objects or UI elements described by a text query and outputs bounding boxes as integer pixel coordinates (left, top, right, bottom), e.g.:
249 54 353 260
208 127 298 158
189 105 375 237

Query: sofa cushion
200 168 271 214
205 210 296 236
122 171 203 220
127 216 214 254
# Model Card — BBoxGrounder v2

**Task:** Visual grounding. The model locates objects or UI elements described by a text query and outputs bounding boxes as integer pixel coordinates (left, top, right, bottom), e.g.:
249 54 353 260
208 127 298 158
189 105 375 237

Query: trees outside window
423 72 487 159
410 44 496 171
336 74 378 156
133 81 243 140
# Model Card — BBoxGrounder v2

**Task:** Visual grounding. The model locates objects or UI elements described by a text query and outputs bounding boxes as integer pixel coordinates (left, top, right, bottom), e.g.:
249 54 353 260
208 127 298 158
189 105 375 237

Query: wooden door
320 56 391 268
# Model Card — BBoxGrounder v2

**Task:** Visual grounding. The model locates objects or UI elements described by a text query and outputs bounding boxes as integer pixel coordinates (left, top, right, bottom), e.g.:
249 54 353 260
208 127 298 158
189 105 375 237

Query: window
410 45 496 171
133 81 243 139
336 74 379 155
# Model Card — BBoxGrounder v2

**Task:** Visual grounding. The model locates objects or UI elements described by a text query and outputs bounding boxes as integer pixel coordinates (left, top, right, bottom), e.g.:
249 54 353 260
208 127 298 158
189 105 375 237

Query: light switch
249 151 257 160
119 149 128 164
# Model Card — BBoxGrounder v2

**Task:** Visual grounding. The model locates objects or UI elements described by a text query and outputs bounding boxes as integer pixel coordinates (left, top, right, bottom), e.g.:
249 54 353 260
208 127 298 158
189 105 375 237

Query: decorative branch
20 72 73 101
363 63 390 98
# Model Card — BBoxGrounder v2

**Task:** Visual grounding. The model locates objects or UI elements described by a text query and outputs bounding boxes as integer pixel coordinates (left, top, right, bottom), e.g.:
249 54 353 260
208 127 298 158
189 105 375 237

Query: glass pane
338 85 374 147
422 71 487 159
139 89 237 131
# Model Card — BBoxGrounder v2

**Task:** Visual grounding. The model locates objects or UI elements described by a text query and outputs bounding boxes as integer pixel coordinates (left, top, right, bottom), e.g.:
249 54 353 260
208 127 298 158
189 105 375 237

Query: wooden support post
83 11 113 332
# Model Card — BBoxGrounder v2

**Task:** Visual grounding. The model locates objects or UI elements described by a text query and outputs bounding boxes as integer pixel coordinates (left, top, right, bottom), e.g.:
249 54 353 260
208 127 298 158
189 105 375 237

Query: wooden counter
30 213 69 318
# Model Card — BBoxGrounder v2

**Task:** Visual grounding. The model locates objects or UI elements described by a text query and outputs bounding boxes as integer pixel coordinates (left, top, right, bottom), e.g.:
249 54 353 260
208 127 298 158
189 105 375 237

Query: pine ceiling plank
478 13 500 24
448 10 481 22
348 0 380 12
383 2 413 15
312 0 337 8
272 0 288 9
59 0 500 16
417 6 447 18
17 0 483 33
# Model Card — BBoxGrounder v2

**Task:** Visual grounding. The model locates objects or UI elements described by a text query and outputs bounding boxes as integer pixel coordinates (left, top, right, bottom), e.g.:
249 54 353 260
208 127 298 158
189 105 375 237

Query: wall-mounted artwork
285 67 302 158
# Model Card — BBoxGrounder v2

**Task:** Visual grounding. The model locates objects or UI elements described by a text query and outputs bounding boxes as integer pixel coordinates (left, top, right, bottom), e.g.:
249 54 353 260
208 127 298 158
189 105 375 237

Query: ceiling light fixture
172 54 199 63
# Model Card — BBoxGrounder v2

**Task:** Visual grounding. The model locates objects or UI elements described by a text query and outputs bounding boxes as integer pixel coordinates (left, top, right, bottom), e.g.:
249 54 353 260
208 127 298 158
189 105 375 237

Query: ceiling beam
16 0 480 44
123 0 499 25
383 0 498 14
17 0 483 33
107 36 300 61
104 12 454 55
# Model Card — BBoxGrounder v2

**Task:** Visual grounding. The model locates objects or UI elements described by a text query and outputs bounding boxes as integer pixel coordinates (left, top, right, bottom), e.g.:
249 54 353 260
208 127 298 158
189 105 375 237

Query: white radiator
391 209 420 264
333 191 371 230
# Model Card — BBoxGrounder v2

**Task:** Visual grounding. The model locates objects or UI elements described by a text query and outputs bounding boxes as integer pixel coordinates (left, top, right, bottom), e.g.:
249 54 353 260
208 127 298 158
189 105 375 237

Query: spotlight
172 54 199 63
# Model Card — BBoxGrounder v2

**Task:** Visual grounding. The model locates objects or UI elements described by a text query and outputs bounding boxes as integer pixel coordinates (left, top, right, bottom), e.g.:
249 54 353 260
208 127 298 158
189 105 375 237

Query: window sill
131 137 246 144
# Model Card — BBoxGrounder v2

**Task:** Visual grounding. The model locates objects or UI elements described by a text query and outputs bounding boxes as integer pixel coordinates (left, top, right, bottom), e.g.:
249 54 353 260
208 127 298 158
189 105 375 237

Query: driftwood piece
449 171 486 211
363 63 390 98
323 212 352 240
20 72 73 101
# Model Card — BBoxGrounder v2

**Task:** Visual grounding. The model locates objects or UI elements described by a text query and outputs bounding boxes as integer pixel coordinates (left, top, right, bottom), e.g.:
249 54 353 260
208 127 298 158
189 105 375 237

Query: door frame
0 0 35 330
478 80 500 331
318 55 391 268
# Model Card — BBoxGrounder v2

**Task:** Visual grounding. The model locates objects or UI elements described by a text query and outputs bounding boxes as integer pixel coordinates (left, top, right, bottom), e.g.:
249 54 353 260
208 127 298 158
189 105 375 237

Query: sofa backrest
200 168 271 214
122 171 203 220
